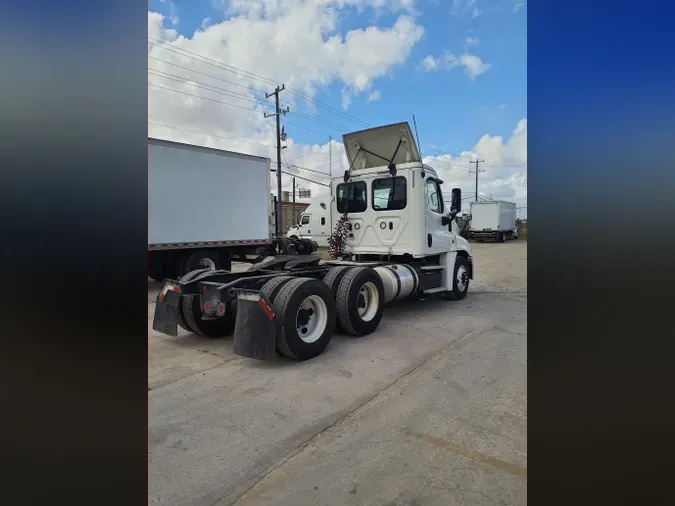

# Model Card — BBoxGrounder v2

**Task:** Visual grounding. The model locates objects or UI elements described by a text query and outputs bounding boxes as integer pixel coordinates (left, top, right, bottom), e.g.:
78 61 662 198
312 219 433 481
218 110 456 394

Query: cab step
422 287 447 294
420 265 445 271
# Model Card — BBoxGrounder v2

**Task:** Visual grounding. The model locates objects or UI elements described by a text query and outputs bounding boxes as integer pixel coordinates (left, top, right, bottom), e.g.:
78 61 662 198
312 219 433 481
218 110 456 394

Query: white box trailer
468 200 518 242
148 138 315 280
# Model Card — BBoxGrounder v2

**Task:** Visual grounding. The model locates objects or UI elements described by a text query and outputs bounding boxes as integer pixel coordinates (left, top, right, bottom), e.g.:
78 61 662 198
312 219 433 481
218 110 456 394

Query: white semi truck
468 200 518 242
286 200 331 247
148 138 316 280
153 122 474 361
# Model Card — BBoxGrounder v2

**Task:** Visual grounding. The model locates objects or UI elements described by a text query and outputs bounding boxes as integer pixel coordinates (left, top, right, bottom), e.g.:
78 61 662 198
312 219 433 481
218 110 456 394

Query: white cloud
452 0 482 18
421 55 438 71
423 119 527 214
200 18 211 30
420 49 490 80
149 2 422 108
514 1 526 13
459 53 491 80
465 36 479 46
148 2 424 201
159 0 180 26
367 90 381 101
148 12 177 45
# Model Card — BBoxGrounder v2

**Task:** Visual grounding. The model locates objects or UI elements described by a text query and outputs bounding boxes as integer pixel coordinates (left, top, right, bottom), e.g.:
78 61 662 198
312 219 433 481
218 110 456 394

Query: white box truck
148 138 316 280
153 122 474 362
468 200 518 242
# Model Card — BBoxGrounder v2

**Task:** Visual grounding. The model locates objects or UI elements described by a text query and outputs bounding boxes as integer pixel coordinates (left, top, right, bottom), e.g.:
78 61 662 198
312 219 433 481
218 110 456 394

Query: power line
283 118 335 137
148 122 276 149
286 87 371 128
149 36 370 129
149 37 280 87
149 83 265 113
280 151 330 187
287 109 350 134
148 55 270 95
148 56 349 133
148 70 275 109
282 163 330 177
281 170 330 188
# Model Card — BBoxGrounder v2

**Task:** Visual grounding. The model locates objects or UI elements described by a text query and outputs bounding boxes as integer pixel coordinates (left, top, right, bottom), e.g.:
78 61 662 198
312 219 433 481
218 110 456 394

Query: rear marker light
217 303 226 315
204 301 212 312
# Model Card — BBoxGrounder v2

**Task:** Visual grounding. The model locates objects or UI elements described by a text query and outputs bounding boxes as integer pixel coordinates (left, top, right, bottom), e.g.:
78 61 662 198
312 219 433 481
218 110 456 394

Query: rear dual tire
322 266 352 333
335 267 385 337
267 278 336 361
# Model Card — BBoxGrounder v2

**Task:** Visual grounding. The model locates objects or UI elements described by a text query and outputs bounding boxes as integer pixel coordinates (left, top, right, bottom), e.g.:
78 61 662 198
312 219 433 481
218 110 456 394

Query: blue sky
149 0 525 155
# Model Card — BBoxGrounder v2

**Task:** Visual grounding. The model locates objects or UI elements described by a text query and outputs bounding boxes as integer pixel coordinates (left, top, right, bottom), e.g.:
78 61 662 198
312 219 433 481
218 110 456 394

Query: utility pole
292 176 296 225
264 85 289 236
329 135 332 197
469 158 485 202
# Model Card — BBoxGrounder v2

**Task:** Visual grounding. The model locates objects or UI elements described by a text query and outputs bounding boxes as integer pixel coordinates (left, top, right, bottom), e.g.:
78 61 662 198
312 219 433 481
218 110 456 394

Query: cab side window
321 217 326 225
426 180 444 214
301 215 310 225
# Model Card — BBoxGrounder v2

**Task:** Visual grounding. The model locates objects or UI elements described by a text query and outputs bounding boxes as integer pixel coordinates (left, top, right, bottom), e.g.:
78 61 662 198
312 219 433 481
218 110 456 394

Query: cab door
425 177 454 254
298 213 311 237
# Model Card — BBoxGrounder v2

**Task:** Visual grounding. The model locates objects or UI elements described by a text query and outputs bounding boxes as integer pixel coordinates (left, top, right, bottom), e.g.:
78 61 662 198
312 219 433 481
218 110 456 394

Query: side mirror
451 188 462 215
441 215 451 226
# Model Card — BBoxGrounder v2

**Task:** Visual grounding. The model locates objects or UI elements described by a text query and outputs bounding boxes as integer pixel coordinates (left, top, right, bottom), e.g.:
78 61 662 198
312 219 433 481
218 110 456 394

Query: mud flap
232 291 277 360
152 284 180 336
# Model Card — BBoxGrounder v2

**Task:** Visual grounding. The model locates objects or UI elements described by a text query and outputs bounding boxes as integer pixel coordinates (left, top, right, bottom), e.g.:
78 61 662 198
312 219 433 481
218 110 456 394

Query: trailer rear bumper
232 291 277 360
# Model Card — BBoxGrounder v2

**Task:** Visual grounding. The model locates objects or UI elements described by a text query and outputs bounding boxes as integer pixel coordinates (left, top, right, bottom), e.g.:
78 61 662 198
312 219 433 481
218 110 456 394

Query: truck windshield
336 181 367 213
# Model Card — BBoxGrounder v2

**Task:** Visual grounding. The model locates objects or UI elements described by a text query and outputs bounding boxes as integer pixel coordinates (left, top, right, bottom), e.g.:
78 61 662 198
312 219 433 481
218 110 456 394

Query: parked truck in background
286 200 331 247
468 200 518 242
148 138 316 281
152 122 474 361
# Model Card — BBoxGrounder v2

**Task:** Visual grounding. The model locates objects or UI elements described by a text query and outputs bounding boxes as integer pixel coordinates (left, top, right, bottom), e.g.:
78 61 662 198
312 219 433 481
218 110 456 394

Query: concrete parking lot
149 241 527 506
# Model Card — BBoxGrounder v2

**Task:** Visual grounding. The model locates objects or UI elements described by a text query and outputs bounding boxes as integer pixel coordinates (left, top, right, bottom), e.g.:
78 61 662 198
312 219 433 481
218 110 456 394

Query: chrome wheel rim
296 295 328 343
357 281 380 322
456 265 468 292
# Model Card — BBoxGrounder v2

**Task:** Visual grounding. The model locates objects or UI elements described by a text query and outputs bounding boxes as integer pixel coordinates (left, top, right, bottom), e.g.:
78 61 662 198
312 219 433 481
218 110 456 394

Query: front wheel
444 256 470 300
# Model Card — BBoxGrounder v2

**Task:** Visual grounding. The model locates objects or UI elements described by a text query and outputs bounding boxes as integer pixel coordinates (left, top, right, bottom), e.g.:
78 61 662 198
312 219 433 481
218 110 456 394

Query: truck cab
286 201 330 247
330 122 473 293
